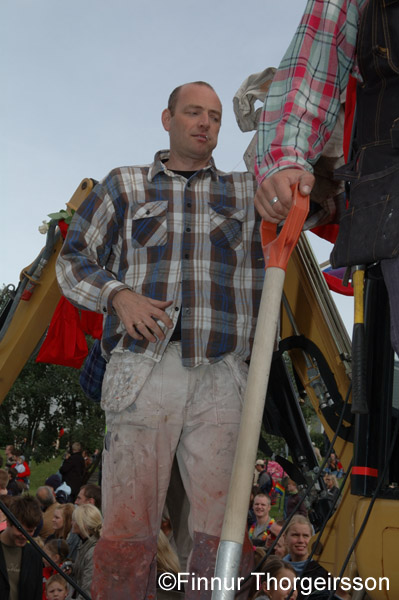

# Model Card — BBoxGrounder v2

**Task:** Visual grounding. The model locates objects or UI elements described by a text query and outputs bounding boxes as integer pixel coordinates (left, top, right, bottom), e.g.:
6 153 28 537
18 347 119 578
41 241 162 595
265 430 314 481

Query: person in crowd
75 484 102 512
257 462 273 495
6 467 21 496
67 486 102 562
5 445 16 469
36 486 60 540
69 504 102 599
0 469 8 496
248 493 280 548
59 443 86 502
45 573 69 600
42 538 70 597
45 475 71 505
49 504 75 541
324 474 341 512
11 454 31 486
325 452 344 479
273 534 288 559
324 474 339 497
56 80 263 598
284 479 308 519
247 486 260 528
82 451 92 474
253 459 265 487
0 495 11 533
282 515 330 599
0 494 43 599
252 556 297 600
265 519 284 554
156 530 182 592
312 443 322 464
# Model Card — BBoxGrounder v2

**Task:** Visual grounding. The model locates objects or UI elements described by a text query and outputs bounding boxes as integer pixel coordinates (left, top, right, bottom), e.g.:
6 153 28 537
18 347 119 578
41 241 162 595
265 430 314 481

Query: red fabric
343 75 357 162
310 78 357 246
11 461 31 480
80 310 103 339
323 271 353 296
36 218 103 368
311 224 339 245
58 219 69 239
36 296 88 368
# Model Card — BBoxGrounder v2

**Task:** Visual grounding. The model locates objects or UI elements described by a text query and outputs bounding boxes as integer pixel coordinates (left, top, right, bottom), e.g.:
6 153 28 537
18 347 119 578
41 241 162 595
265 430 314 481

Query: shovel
211 184 309 599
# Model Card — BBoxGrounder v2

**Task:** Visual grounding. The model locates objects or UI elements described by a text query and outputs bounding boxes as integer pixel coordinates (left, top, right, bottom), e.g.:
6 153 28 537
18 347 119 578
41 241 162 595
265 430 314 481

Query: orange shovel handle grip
260 183 309 270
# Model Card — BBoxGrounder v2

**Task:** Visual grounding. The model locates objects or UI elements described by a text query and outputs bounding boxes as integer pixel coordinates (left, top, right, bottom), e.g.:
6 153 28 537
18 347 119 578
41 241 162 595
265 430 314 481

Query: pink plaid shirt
256 0 368 182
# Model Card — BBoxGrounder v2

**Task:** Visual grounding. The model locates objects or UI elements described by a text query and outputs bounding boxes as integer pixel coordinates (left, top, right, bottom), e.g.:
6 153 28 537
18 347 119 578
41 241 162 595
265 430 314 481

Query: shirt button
103 307 107 313
184 253 189 259
184 308 191 315
186 202 192 208
186 227 191 233
175 306 180 311
145 210 150 215
187 182 191 188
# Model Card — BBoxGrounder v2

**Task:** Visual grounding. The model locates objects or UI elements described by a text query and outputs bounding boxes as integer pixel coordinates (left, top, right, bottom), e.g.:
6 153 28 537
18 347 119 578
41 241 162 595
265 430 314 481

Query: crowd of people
0 441 104 599
0 439 349 599
246 454 348 599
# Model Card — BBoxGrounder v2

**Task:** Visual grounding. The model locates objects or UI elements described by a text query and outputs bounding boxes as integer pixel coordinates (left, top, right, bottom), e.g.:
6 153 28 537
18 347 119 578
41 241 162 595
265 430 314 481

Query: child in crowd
45 573 69 600
42 538 69 599
252 556 297 599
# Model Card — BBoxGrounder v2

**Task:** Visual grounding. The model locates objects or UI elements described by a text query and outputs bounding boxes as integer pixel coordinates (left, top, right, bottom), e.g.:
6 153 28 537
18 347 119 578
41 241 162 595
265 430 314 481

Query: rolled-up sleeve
256 0 366 182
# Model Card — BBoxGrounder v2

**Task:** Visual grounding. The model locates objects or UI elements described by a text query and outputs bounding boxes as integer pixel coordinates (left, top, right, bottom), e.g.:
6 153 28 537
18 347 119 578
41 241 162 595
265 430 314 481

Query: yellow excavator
0 171 398 600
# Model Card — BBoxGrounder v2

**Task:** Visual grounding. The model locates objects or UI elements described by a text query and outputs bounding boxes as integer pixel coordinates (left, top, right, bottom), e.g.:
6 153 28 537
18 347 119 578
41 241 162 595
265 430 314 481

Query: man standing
254 0 399 354
0 494 43 599
57 81 263 599
59 442 85 502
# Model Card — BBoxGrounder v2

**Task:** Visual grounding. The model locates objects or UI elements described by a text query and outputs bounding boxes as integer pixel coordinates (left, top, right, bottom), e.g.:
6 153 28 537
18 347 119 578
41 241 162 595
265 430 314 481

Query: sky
1 0 354 333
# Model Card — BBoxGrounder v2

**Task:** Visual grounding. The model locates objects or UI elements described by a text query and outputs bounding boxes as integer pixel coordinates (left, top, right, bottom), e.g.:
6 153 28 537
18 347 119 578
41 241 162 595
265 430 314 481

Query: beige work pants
92 343 252 600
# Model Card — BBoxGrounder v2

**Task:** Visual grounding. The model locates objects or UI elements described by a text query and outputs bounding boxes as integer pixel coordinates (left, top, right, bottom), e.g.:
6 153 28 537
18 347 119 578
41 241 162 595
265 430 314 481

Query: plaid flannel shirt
56 151 264 367
256 0 368 182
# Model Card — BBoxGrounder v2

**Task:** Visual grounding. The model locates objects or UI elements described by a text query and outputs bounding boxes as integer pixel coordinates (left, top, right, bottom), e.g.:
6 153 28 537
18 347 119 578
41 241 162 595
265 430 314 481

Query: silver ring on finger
269 196 279 207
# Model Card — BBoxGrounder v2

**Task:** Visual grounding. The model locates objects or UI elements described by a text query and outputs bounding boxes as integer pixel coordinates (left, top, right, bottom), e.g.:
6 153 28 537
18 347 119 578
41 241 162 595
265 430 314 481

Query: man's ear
162 108 171 132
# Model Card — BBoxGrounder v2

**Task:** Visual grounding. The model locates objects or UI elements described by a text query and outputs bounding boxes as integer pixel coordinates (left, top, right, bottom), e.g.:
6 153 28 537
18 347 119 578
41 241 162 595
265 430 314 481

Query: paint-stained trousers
91 342 253 600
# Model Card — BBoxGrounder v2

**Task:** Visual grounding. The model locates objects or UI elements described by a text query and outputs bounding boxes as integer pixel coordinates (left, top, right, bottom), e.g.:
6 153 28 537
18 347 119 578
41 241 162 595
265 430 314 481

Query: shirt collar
148 150 219 182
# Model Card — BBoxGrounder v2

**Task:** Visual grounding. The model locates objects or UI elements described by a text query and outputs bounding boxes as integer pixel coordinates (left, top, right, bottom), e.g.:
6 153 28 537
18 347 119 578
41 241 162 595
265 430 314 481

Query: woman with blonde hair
70 504 102 599
282 515 337 599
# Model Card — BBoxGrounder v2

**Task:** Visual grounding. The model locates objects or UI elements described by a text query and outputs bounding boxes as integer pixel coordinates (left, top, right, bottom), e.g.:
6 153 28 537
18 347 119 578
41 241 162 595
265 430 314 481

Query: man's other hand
254 168 315 222
112 289 174 343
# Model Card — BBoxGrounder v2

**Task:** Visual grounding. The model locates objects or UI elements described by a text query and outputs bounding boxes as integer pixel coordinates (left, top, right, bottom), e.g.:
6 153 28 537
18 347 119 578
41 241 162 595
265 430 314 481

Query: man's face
6 523 36 547
162 83 222 168
75 488 89 506
255 464 263 472
253 495 270 520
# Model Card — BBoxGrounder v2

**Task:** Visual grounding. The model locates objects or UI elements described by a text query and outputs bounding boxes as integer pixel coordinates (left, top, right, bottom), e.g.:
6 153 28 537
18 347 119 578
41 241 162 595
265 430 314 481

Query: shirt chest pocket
131 200 168 248
208 203 246 250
